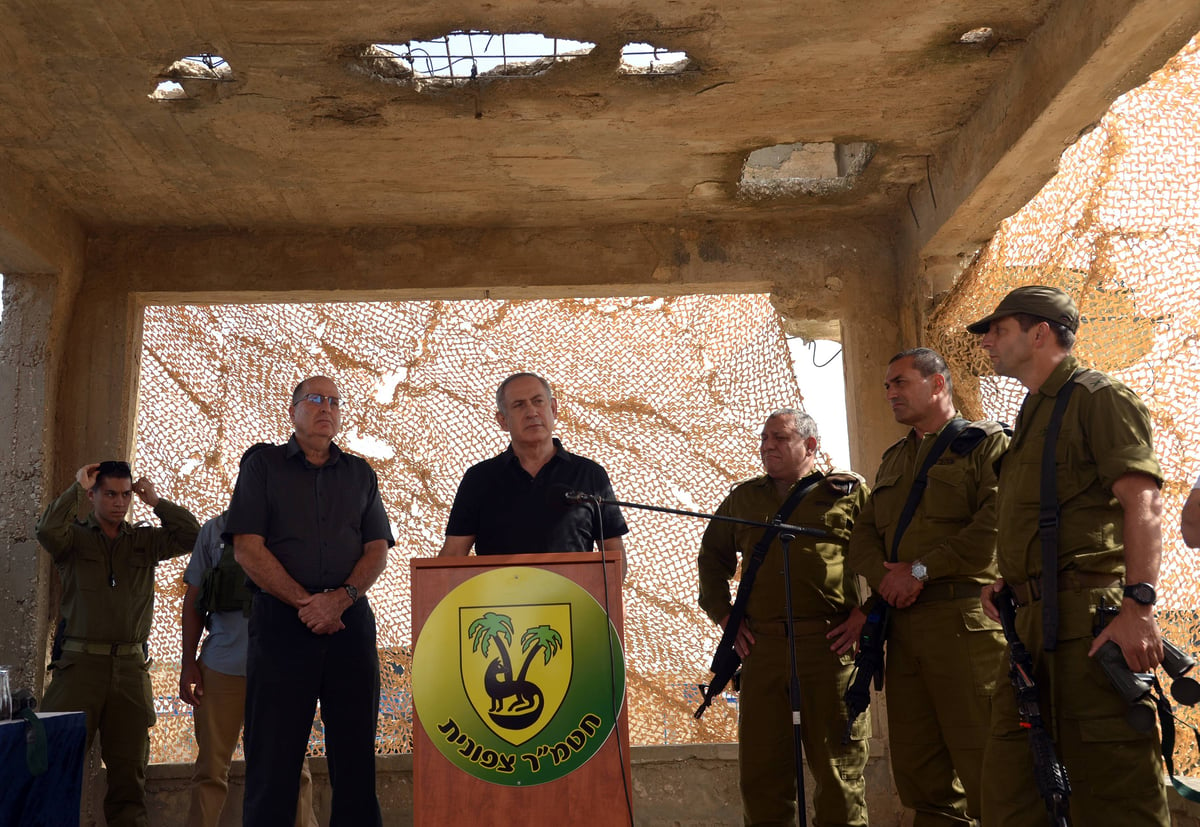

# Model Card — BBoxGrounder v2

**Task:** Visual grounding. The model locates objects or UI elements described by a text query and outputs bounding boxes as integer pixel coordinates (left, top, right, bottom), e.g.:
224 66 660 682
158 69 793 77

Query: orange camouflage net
134 293 823 763
929 34 1200 773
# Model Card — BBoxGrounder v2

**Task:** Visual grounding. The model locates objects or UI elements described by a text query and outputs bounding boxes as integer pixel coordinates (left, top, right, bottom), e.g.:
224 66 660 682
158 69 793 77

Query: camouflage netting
134 294 828 764
929 35 1200 772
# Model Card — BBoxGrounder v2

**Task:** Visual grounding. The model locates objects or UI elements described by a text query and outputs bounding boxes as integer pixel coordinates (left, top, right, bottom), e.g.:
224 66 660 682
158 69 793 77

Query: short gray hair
495 372 554 413
767 408 819 442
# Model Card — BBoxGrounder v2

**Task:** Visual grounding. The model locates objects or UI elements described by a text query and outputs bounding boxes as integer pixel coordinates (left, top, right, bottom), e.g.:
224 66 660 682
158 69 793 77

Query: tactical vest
195 541 252 623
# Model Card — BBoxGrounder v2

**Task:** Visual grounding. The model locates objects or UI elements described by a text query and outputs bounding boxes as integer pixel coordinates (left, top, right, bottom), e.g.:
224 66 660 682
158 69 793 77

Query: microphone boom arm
570 493 831 540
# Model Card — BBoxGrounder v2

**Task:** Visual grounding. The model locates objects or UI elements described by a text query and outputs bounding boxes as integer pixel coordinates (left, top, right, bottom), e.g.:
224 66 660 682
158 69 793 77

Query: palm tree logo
460 604 572 745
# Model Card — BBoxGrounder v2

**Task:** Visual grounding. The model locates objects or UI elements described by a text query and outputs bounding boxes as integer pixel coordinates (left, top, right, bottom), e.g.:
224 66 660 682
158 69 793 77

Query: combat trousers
981 588 1169 826
41 651 155 827
886 596 1005 826
243 593 382 827
739 617 870 827
187 662 317 827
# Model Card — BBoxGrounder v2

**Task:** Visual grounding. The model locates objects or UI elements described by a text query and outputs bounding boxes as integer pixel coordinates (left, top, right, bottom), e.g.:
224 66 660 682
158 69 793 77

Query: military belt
1009 572 1121 607
749 612 849 637
913 579 983 604
61 638 143 657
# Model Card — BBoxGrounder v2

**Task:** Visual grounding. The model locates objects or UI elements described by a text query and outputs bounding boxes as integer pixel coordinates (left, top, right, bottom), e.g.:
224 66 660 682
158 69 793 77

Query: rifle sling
714 470 825 665
1040 373 1080 651
889 417 970 564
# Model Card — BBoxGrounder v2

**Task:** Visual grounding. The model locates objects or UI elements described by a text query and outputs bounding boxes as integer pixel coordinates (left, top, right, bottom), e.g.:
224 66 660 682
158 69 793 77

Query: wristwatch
911 560 929 582
342 583 360 603
1123 582 1156 606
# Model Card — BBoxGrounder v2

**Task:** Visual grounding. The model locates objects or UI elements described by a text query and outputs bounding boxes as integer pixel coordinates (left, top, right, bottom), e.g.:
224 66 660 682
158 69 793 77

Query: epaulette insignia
825 470 864 495
950 420 1010 456
1073 369 1111 394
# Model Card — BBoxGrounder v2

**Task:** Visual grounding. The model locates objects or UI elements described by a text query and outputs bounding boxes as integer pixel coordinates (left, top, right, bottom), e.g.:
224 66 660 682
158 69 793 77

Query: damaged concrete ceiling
0 1 1198 270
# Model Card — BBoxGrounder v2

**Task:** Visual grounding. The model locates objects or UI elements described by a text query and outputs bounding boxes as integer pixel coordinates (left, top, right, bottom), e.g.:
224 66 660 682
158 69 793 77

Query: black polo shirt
446 438 629 555
225 435 395 591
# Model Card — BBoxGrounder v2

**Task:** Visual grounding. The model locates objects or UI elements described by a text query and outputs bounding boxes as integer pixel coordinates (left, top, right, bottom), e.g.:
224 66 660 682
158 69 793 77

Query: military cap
966 285 1079 334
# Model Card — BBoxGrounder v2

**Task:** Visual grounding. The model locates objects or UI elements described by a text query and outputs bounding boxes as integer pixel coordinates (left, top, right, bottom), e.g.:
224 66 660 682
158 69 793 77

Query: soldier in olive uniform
972 286 1170 825
37 460 200 827
698 409 870 827
848 348 1008 825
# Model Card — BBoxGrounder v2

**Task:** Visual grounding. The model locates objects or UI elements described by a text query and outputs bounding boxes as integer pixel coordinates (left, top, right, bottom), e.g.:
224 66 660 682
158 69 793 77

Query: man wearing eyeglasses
225 375 394 827
36 459 200 827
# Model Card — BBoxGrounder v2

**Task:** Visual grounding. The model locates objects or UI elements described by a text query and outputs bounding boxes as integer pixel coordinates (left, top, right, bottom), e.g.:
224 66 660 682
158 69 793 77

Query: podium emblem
460 604 572 746
413 566 624 786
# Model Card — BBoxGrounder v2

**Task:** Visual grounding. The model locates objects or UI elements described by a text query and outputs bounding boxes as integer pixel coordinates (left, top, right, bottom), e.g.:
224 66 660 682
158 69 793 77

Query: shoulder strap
889 417 969 562
723 471 824 634
1040 372 1080 651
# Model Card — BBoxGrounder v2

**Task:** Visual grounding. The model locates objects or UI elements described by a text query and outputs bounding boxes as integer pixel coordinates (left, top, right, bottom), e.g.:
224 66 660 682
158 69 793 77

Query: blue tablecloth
0 711 86 827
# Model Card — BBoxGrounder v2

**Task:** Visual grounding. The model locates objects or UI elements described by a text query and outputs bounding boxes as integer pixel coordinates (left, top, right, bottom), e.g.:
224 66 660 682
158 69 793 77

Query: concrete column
0 275 59 695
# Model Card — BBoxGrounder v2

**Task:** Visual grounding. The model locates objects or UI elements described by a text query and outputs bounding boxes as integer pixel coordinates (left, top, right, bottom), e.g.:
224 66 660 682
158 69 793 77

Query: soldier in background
37 460 200 827
848 348 1008 825
972 285 1169 825
698 409 869 827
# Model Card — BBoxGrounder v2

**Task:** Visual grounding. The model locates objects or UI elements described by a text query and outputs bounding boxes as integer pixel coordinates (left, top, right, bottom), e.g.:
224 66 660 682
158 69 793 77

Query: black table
0 711 86 827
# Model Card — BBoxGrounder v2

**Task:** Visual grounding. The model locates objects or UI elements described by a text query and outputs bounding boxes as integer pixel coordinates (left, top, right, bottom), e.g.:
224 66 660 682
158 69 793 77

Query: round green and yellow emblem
412 566 625 786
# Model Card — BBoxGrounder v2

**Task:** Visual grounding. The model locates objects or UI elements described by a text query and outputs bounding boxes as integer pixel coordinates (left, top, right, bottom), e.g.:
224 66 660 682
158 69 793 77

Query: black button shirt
446 438 628 555
225 436 395 591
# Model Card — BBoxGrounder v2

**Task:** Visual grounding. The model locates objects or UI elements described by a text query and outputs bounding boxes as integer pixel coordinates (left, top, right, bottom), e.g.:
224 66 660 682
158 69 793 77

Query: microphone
565 490 596 504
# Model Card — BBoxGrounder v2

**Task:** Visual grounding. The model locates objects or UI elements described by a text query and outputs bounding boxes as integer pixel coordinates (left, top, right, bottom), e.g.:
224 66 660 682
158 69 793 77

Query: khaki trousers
187 662 317 827
738 620 870 827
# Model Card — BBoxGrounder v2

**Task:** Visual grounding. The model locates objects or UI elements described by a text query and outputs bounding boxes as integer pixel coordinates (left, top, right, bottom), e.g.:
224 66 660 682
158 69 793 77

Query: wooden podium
411 552 631 826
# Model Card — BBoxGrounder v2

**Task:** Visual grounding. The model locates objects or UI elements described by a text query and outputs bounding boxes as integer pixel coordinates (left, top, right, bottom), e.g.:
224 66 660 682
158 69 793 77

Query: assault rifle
842 596 888 742
995 585 1072 827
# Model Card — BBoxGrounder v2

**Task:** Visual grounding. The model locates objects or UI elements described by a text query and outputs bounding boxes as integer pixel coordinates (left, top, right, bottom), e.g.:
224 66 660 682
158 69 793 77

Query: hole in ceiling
362 31 595 88
738 141 876 199
958 27 995 45
149 53 233 100
618 42 691 75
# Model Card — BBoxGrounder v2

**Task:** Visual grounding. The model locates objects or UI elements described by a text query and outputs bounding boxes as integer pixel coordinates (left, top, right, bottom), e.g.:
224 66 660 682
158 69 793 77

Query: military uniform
36 480 200 827
981 355 1169 826
699 471 870 827
848 418 1009 825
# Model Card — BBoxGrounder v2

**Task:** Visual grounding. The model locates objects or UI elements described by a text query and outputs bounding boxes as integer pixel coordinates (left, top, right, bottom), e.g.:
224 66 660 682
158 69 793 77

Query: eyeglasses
299 393 341 408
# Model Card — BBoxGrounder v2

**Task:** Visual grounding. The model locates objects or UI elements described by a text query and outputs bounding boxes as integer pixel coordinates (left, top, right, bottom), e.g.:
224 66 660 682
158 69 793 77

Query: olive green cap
966 285 1079 334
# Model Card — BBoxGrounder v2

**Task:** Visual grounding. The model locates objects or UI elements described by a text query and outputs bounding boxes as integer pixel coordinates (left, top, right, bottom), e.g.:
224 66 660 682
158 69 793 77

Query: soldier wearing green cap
970 285 1169 825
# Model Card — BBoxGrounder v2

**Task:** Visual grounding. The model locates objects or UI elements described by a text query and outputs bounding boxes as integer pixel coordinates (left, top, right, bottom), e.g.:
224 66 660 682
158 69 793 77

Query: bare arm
1182 488 1200 549
1088 472 1163 671
438 535 476 557
602 535 628 579
233 533 310 608
180 584 204 706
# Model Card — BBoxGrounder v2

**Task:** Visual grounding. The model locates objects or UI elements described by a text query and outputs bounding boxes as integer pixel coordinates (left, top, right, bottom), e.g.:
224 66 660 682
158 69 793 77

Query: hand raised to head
75 463 100 489
131 477 161 507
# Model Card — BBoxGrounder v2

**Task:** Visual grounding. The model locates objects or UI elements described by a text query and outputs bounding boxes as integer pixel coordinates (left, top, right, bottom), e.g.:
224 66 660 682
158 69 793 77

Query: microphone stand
571 491 824 826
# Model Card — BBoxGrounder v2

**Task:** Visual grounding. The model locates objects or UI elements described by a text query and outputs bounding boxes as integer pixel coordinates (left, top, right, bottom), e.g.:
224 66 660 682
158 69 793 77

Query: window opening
618 42 692 75
149 54 233 101
364 31 595 88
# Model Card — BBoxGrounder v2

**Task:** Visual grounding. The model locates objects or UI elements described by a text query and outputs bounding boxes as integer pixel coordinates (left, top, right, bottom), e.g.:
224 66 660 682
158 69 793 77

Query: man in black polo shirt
225 375 394 827
439 372 628 566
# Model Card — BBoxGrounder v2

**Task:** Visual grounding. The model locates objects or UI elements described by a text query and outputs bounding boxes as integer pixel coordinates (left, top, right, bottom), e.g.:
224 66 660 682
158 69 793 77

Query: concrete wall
115 744 1200 826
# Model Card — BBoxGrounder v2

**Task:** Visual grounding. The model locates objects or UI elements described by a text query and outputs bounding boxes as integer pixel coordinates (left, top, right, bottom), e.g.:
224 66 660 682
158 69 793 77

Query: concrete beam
902 0 1200 294
85 221 890 304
